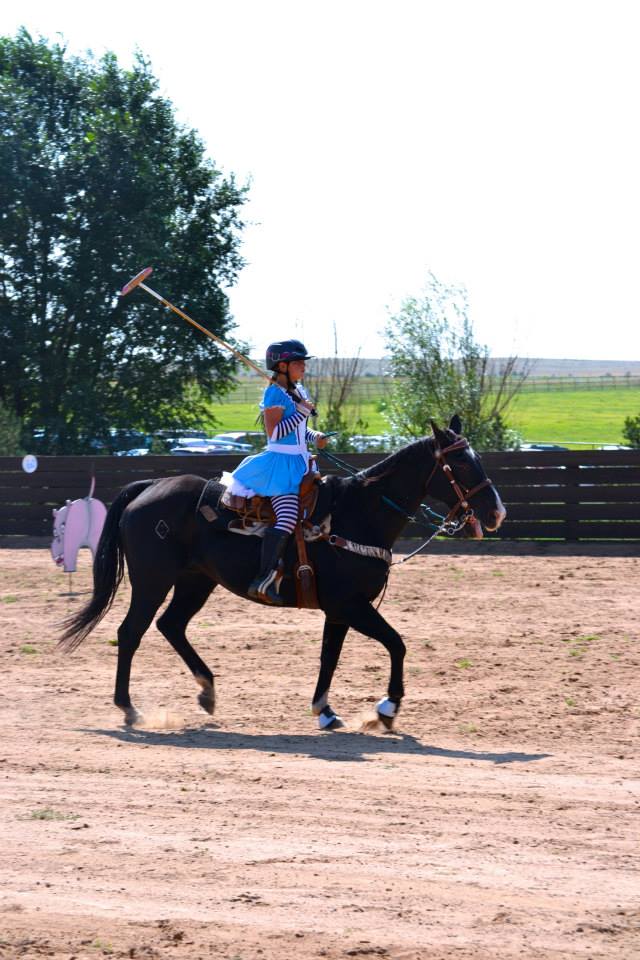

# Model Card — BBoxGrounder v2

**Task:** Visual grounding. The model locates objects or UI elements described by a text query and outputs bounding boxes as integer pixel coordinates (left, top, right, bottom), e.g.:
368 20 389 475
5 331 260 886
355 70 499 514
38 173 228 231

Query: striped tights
270 494 299 533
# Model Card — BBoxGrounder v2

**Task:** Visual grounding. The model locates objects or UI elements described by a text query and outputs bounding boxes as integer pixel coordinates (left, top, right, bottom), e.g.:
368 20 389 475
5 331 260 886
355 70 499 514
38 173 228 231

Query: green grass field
206 397 388 433
206 386 640 448
507 387 639 447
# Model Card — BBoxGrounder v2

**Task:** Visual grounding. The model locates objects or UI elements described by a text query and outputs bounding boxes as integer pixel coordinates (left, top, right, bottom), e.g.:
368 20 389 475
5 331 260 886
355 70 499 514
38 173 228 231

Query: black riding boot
248 528 290 606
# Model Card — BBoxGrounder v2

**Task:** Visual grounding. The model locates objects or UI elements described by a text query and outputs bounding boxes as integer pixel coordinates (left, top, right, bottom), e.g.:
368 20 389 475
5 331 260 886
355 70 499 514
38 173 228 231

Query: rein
320 449 446 531
317 436 493 566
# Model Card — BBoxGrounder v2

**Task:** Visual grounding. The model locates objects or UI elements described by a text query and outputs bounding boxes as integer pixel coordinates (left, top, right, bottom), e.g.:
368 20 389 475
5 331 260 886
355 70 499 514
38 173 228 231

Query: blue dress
229 384 310 496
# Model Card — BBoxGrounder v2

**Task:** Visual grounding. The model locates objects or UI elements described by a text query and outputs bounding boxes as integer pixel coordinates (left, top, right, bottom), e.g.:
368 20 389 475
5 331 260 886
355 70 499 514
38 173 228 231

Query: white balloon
21 454 38 474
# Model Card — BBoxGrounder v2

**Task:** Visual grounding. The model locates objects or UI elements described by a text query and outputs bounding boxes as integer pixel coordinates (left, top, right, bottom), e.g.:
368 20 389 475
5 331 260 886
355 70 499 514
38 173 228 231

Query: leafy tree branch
383 272 529 449
0 30 248 452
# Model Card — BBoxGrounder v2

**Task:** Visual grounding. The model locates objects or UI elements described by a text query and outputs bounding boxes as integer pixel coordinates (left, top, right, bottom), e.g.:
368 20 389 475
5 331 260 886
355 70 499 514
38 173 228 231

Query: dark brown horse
59 417 505 730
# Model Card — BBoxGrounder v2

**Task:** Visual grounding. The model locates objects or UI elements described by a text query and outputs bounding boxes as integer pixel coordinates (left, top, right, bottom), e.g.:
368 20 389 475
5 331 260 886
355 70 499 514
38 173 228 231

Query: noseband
428 437 493 531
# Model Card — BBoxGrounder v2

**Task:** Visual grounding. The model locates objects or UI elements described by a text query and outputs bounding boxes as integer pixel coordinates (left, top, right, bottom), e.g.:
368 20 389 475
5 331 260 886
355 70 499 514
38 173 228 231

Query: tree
0 30 247 453
382 273 528 450
622 414 640 447
0 400 24 455
304 323 372 452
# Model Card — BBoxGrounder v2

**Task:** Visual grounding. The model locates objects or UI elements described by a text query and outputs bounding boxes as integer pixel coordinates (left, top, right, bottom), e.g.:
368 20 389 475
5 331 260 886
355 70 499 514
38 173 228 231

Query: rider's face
286 359 306 381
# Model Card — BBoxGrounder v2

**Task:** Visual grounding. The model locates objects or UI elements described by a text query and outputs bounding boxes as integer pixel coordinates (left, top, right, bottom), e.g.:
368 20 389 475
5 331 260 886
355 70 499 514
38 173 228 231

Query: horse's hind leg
156 572 217 716
311 619 349 730
115 583 172 726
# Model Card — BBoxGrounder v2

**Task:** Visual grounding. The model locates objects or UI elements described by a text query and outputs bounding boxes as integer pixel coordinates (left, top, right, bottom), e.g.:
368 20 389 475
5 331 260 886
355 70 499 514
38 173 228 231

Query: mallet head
120 267 153 297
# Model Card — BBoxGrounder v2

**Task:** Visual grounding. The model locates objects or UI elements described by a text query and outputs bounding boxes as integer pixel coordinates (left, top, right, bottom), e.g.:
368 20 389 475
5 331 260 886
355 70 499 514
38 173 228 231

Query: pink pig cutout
51 477 107 573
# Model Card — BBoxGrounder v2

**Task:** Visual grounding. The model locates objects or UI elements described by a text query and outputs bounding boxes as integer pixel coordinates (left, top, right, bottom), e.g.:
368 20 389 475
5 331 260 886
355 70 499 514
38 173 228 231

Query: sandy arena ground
0 546 638 960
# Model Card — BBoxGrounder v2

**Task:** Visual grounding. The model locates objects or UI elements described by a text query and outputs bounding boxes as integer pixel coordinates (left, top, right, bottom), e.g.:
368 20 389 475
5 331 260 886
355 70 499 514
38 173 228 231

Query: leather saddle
197 466 329 610
219 465 322 527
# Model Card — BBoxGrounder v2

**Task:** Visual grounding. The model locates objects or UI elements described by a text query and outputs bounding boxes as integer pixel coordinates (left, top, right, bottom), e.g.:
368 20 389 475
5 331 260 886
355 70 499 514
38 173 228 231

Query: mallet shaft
120 267 316 413
137 282 271 383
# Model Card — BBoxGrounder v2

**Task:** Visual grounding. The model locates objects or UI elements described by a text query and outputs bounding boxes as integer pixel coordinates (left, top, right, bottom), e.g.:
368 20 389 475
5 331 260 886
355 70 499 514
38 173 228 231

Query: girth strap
325 534 392 566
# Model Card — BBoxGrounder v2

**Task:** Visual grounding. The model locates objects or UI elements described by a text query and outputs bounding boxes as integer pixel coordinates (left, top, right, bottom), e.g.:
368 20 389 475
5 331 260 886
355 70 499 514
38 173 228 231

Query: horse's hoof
377 712 395 731
324 715 345 731
123 707 141 727
317 705 344 731
198 689 215 715
358 713 395 734
196 676 216 715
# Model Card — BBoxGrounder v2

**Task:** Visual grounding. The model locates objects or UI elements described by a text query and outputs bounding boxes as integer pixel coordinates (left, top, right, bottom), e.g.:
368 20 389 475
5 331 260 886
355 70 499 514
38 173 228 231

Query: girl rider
226 340 328 605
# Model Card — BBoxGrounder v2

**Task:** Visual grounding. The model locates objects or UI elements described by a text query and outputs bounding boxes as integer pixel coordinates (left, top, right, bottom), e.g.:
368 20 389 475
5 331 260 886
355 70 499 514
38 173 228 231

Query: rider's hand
315 434 328 449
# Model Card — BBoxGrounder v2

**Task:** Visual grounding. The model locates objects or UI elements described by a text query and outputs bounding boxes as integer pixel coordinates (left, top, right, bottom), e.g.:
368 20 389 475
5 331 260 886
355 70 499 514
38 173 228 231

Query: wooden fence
0 449 639 542
228 374 640 403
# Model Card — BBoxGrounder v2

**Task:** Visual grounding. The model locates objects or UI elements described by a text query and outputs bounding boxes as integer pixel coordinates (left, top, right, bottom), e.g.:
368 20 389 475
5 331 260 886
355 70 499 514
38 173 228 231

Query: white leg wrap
376 697 397 719
317 705 343 730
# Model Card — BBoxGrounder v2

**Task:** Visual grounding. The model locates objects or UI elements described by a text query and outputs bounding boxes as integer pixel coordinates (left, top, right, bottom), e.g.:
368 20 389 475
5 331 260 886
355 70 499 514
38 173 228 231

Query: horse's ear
430 419 448 445
449 413 462 435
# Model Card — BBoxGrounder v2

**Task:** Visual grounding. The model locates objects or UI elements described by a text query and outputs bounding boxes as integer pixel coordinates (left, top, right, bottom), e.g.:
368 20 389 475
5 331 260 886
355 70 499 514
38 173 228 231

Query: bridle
315 435 496 571
424 436 494 531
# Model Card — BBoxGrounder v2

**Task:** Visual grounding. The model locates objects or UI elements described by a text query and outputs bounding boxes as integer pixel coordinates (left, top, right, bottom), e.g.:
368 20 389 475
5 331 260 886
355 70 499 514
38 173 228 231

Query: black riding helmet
265 339 313 371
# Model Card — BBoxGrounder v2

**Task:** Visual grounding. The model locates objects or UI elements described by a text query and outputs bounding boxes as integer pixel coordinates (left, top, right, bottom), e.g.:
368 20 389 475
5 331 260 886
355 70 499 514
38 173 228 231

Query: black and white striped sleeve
270 409 307 441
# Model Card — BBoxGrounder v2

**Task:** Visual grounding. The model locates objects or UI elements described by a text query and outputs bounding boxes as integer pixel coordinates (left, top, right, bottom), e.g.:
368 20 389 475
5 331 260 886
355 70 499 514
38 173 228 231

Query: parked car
169 438 247 455
520 443 570 451
211 431 264 450
157 429 208 441
114 447 150 457
152 429 208 452
109 429 152 452
348 435 398 453
171 438 215 450
213 439 254 452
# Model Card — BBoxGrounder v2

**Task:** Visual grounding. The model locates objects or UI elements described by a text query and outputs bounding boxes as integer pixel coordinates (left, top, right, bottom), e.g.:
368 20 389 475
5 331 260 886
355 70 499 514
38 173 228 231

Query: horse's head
51 503 69 566
427 415 506 539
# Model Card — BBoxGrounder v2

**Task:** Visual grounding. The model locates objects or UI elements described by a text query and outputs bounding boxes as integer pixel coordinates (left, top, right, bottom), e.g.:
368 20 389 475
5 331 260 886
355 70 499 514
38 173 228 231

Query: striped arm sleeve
305 428 321 444
270 409 306 441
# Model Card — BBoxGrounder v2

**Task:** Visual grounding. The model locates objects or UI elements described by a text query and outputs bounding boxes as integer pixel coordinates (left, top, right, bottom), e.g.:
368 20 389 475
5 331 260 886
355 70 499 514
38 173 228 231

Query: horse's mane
358 436 434 485
321 436 436 519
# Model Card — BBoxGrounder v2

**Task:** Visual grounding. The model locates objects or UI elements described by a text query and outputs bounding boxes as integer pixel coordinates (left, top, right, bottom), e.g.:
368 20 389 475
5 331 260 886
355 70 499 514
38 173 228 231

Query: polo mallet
120 267 317 414
120 267 272 383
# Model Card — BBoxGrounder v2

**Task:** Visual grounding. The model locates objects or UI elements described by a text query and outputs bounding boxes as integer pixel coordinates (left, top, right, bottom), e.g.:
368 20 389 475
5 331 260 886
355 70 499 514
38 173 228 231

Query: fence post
563 463 582 541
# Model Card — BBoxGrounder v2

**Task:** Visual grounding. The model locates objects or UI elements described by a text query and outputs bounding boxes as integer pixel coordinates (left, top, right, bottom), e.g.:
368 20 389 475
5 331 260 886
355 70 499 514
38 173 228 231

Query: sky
2 1 639 361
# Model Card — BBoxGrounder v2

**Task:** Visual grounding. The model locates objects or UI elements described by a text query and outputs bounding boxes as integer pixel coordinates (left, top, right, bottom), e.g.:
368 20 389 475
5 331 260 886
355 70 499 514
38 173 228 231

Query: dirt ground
0 546 638 960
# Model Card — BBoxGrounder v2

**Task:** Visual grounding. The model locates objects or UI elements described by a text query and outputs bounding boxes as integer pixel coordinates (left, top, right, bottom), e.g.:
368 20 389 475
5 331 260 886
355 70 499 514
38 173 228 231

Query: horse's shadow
79 725 551 765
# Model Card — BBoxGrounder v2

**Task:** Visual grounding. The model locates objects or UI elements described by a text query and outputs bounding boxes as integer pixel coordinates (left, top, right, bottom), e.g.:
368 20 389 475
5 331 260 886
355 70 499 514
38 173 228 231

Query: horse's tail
57 479 157 653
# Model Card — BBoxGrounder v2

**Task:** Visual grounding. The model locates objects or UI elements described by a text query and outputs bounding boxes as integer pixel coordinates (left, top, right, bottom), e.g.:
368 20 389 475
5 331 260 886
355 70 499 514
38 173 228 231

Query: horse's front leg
311 619 349 730
335 598 406 730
